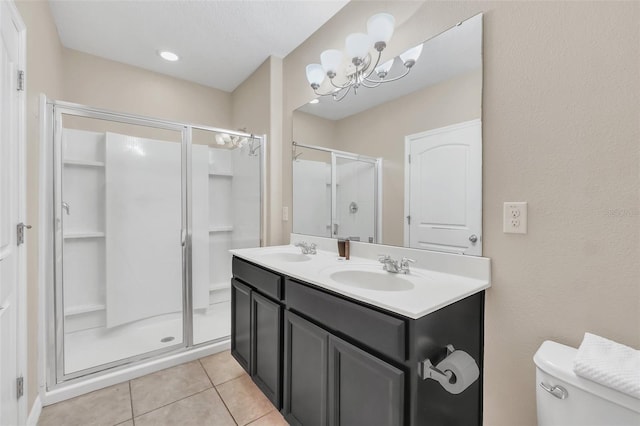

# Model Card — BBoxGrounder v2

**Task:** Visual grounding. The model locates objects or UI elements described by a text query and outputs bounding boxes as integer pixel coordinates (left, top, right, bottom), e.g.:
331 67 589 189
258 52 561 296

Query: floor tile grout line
132 385 214 419
128 380 135 426
212 382 239 426
245 409 278 425
202 359 240 426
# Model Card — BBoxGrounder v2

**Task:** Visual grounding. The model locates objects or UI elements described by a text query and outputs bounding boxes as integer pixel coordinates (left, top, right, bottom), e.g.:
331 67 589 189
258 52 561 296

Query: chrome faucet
295 242 317 255
378 255 415 274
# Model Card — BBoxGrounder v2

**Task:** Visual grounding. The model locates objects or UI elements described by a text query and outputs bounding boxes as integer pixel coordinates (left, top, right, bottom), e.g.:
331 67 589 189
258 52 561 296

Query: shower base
64 301 230 374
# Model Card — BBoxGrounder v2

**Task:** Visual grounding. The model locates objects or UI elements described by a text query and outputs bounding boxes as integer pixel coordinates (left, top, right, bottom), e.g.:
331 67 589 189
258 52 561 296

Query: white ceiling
49 0 348 92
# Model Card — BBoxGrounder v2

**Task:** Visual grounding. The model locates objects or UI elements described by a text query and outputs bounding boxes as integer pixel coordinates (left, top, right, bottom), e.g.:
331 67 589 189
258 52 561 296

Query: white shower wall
61 129 259 339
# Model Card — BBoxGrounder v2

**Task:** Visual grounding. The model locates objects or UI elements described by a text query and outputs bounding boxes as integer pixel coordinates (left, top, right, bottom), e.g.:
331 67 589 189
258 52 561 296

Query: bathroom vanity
230 239 490 426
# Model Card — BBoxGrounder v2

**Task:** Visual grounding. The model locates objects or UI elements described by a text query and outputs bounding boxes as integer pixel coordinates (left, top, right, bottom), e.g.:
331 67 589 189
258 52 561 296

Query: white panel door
0 1 24 424
406 120 482 255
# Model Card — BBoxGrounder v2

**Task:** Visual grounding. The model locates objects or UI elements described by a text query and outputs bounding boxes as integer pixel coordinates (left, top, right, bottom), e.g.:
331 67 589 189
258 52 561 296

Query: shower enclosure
292 142 382 243
43 99 264 390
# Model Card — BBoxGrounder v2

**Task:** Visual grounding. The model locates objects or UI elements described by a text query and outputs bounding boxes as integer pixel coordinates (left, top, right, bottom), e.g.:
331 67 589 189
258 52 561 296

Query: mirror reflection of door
333 154 377 243
405 119 482 255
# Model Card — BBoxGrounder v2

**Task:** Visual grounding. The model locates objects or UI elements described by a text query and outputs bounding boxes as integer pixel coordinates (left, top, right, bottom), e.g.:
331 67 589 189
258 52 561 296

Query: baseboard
26 395 42 426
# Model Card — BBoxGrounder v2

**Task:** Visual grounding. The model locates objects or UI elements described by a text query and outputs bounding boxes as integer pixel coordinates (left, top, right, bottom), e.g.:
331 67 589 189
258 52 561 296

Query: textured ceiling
49 0 348 92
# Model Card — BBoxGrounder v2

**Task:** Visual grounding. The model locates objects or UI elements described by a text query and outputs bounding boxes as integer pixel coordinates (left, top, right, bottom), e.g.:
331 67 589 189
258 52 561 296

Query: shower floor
64 301 230 375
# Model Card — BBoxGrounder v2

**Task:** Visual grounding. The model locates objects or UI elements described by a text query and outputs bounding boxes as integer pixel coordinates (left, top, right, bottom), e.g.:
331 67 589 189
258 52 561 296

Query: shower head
248 138 261 156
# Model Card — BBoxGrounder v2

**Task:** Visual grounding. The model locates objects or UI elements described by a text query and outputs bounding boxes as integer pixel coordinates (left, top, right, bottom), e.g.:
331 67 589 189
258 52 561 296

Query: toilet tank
534 340 640 426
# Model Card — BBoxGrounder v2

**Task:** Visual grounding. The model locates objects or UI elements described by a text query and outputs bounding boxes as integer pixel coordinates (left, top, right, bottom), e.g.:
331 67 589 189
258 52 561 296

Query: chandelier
305 13 423 102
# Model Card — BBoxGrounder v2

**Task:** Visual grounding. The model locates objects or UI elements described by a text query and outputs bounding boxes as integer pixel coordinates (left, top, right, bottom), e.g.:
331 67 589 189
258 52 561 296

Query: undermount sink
328 269 416 292
260 252 311 262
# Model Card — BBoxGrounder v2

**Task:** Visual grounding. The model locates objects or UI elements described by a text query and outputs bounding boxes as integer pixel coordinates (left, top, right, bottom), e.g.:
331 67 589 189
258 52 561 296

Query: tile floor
38 351 289 426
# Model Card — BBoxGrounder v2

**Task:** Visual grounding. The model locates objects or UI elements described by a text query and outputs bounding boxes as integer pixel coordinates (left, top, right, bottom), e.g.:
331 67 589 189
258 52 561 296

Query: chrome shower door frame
47 101 191 389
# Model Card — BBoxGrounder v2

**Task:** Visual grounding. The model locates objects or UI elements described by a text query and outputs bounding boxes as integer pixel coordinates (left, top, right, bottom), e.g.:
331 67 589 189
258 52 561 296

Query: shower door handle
181 229 186 247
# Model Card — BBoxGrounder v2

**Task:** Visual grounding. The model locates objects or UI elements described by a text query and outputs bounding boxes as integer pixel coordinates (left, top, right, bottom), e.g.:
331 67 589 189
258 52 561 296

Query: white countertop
230 243 490 319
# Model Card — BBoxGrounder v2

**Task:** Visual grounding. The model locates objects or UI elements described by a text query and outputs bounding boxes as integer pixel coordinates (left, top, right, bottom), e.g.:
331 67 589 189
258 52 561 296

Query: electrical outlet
282 206 289 221
503 202 527 234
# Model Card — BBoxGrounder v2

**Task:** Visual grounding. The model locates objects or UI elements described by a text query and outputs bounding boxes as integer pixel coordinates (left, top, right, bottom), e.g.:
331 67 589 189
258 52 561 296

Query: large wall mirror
292 13 483 255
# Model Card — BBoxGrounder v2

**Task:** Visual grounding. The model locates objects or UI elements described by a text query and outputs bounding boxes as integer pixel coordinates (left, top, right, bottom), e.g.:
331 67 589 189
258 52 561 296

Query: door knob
469 234 478 243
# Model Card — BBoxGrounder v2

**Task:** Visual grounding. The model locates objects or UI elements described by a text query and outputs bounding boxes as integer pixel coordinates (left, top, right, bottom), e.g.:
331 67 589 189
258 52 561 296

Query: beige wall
230 56 284 245
283 2 640 425
14 0 64 409
62 49 232 128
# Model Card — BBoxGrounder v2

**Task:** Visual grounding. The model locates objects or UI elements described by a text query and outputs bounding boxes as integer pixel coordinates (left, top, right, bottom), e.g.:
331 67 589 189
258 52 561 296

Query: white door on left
0 1 26 425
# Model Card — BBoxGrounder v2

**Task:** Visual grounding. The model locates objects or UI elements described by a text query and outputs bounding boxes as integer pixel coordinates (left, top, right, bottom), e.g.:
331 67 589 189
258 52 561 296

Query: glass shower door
54 109 187 380
190 127 262 345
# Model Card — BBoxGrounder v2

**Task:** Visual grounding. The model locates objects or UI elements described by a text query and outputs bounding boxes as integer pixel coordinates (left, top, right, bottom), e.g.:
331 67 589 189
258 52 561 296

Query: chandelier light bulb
400 44 423 68
367 13 395 51
345 33 372 64
375 59 394 78
305 64 325 88
320 49 343 78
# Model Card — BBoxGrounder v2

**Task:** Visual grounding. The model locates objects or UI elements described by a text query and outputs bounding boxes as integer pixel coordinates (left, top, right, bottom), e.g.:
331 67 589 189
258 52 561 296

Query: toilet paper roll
435 350 480 395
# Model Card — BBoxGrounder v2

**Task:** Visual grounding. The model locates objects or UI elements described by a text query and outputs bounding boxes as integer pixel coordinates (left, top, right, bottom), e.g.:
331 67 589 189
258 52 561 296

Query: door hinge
16 376 24 399
406 215 411 225
17 223 32 246
408 154 411 164
17 70 24 91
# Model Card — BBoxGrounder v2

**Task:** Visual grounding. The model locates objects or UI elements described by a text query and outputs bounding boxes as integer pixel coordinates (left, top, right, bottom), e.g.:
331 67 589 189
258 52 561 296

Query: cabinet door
231 279 251 373
328 336 405 426
283 311 329 426
251 292 282 408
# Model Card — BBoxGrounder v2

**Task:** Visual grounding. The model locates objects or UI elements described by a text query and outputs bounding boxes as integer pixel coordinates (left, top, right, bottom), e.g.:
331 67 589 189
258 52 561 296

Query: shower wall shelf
64 304 106 316
63 159 105 167
63 232 106 239
209 226 234 233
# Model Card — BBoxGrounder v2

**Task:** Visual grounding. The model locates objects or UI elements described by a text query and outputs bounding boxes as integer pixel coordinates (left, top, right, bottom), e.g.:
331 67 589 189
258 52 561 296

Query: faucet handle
401 257 416 264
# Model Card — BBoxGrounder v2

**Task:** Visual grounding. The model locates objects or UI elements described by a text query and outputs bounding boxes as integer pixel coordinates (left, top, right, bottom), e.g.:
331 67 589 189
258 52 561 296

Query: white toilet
534 340 640 425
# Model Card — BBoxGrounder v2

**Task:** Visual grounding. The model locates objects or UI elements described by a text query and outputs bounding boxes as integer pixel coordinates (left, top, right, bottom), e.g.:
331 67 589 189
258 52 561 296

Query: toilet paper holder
418 344 457 383
418 344 479 394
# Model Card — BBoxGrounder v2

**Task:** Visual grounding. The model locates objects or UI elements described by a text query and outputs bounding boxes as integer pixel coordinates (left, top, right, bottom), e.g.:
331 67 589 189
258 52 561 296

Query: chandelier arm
375 66 412 84
329 76 354 90
359 78 383 88
313 87 343 97
332 85 353 102
361 51 383 81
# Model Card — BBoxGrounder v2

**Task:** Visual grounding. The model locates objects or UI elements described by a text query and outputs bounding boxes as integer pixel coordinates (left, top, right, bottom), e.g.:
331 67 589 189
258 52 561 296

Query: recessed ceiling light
309 99 320 104
158 50 179 62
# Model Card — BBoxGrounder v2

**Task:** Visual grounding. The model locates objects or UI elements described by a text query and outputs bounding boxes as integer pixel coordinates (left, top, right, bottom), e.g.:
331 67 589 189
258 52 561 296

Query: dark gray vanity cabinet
283 311 329 426
251 292 282 406
231 256 484 426
328 336 404 426
283 311 403 426
231 258 284 408
230 279 251 372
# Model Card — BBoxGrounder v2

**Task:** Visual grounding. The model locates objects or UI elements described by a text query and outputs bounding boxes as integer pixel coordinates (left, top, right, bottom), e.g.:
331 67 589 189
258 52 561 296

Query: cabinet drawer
285 279 407 361
233 257 283 300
